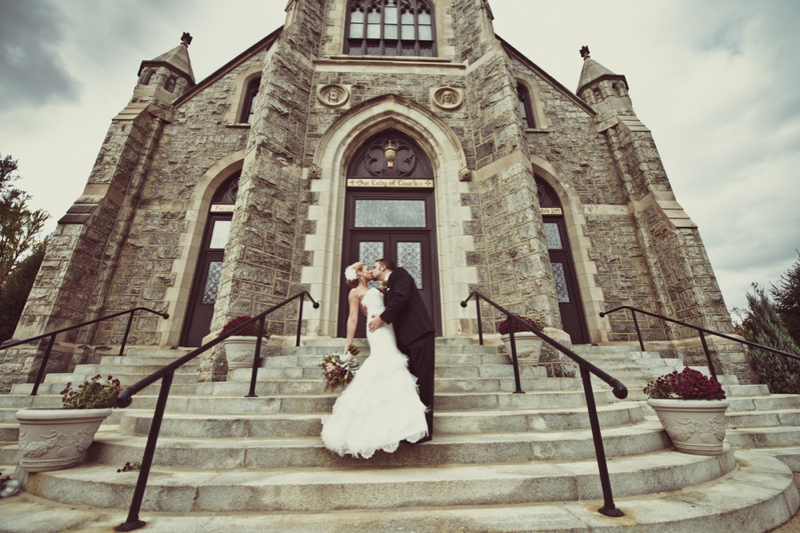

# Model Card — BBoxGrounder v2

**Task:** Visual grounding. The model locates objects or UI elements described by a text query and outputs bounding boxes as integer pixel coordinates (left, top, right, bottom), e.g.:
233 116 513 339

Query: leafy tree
771 252 800 347
0 240 46 342
742 285 800 394
0 153 49 286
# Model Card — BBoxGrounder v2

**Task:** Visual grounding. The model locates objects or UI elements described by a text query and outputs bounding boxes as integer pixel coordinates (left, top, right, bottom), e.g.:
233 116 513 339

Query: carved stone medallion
318 84 349 108
307 164 322 180
433 87 462 110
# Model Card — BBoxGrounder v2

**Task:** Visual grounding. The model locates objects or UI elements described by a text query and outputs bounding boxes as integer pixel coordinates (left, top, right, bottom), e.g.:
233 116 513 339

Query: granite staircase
0 339 798 532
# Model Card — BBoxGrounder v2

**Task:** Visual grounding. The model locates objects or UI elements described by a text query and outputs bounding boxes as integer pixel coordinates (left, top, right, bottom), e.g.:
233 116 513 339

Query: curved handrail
114 291 319 532
0 307 169 396
461 291 625 518
600 305 800 380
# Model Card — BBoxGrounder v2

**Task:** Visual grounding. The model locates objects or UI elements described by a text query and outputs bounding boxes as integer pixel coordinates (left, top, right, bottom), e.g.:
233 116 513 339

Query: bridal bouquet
320 348 360 392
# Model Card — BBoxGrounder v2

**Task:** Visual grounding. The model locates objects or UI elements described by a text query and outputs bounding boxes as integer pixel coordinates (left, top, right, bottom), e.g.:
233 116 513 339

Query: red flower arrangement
61 374 122 409
220 316 270 337
643 367 726 400
497 316 544 335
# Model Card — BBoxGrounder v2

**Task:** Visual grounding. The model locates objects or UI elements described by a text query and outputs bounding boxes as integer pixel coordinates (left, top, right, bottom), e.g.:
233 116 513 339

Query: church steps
1 452 794 533
39 371 199 385
726 410 800 428
198 376 582 395
116 404 644 438
726 427 800 449
10 381 199 396
86 424 666 470
24 447 736 513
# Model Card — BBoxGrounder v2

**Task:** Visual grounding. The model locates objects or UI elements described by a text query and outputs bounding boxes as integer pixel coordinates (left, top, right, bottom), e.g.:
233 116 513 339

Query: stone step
99 355 201 366
70 364 200 375
27 446 735 513
1 452 795 533
124 347 196 358
42 372 198 385
198 376 584 396
228 363 548 381
11 382 198 396
727 426 800 449
0 444 18 464
260 352 510 368
727 410 800 428
728 394 800 411
117 403 644 438
0 423 18 441
89 423 667 470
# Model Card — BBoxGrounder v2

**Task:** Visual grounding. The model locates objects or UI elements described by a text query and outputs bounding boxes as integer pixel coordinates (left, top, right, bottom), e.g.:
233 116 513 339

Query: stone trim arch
513 70 549 130
529 155 607 343
162 150 245 346
224 66 264 125
303 95 474 337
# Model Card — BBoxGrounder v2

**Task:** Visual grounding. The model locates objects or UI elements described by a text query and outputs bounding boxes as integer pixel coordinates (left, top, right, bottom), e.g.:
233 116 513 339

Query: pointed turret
133 33 195 105
576 46 633 118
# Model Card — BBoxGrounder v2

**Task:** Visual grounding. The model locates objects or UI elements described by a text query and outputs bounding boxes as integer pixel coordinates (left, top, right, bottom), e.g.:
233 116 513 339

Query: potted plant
644 367 729 456
497 316 545 363
15 374 121 472
220 315 271 370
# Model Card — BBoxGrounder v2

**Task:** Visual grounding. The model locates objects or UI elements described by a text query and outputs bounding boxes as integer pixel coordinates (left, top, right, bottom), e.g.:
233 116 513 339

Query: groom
369 258 435 441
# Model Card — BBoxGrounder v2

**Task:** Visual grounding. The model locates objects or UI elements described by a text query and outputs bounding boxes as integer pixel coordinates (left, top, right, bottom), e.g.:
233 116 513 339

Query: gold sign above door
348 178 434 189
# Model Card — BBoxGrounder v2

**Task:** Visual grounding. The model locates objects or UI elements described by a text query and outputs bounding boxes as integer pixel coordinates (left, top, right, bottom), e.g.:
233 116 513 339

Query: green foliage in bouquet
61 374 122 409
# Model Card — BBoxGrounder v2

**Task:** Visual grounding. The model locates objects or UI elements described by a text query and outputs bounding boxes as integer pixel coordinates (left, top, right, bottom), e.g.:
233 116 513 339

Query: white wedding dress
321 288 428 458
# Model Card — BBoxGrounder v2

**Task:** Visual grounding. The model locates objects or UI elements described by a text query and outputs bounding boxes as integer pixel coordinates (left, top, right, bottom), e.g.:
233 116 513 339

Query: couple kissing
321 258 435 458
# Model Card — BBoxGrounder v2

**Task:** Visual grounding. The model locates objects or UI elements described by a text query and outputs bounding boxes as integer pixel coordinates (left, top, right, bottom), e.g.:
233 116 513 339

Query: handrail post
631 309 645 352
507 315 524 394
296 293 305 347
119 310 136 358
475 294 484 346
116 369 174 532
699 332 718 382
246 316 266 398
579 365 624 517
31 334 57 397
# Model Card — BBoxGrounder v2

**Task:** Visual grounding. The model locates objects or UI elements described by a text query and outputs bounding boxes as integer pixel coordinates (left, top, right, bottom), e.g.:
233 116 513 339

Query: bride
320 262 429 458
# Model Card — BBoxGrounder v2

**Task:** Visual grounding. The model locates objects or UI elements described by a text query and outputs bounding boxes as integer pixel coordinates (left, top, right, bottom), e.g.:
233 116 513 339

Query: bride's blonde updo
344 262 366 288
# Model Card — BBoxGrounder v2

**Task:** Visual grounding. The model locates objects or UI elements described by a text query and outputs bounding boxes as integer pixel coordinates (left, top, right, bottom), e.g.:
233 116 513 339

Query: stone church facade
1 0 750 390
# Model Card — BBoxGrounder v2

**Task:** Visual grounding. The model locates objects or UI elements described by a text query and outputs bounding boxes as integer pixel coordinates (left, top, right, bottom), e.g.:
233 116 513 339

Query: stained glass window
397 241 423 289
201 261 223 304
209 220 231 249
543 223 562 250
355 200 426 228
359 241 384 289
346 0 436 57
552 262 570 303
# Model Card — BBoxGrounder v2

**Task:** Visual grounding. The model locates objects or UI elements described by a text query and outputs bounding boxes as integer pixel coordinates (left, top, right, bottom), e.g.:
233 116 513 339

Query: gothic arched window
517 84 534 129
346 0 436 58
241 77 261 124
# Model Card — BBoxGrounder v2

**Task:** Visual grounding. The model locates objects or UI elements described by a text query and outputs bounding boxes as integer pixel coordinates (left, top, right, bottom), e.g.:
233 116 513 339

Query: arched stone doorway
337 129 442 338
180 173 239 346
537 177 590 344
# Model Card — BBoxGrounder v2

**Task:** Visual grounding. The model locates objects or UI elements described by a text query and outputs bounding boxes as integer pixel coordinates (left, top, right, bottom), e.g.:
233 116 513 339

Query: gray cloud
0 0 80 110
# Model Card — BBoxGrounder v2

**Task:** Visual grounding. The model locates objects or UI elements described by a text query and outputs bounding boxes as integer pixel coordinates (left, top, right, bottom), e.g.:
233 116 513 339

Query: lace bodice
362 288 385 316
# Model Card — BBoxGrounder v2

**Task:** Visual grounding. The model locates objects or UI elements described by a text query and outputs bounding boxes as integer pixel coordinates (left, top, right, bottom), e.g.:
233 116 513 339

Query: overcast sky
0 0 798 315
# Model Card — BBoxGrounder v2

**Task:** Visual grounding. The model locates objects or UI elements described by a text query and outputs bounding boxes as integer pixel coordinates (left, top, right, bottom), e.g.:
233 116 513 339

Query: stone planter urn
15 407 112 472
647 398 729 456
500 332 543 363
222 336 261 370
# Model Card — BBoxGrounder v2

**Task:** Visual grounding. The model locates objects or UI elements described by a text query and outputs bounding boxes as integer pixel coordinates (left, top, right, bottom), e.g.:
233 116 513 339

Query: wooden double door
337 190 441 339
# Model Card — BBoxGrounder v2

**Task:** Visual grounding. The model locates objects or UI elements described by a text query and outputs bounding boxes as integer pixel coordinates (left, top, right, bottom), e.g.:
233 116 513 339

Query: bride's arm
343 289 361 355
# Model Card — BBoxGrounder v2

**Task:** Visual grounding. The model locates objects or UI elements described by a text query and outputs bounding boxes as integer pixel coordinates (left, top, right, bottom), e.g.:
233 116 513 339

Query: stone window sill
525 128 550 134
226 123 252 129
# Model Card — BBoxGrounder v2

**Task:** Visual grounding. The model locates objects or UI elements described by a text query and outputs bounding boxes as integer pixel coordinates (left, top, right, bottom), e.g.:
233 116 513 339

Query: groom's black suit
379 267 435 437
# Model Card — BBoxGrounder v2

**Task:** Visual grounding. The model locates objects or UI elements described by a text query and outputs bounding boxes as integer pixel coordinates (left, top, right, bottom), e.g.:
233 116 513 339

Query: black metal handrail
114 291 319 532
600 305 800 382
0 307 169 396
461 291 626 518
